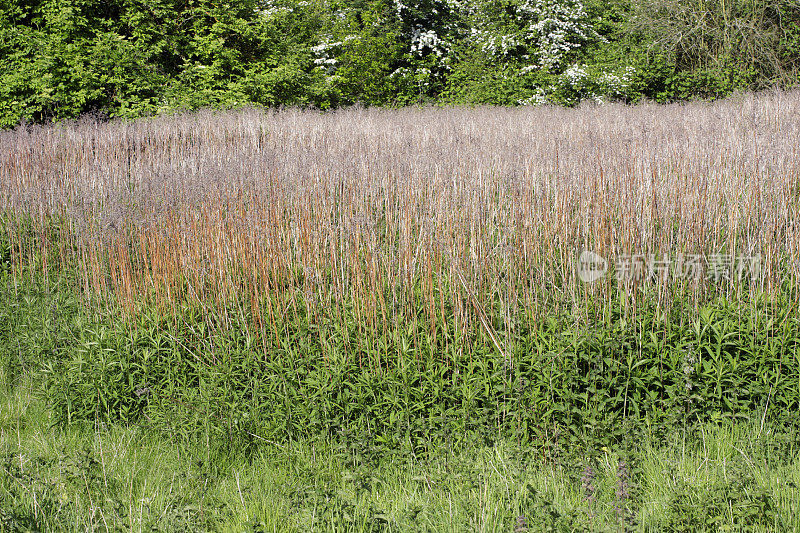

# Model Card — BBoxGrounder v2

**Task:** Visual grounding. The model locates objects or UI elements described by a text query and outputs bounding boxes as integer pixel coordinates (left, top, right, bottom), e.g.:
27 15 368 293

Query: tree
631 0 800 98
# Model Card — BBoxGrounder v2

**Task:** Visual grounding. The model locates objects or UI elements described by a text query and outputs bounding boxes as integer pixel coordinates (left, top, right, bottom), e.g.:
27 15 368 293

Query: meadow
1 92 800 530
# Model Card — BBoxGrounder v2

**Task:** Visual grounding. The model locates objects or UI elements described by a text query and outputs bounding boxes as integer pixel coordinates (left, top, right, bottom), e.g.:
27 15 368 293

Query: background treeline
1 0 799 126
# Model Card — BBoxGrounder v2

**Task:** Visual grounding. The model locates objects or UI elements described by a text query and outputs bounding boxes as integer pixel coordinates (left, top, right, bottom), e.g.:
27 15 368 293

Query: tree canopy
1 0 798 126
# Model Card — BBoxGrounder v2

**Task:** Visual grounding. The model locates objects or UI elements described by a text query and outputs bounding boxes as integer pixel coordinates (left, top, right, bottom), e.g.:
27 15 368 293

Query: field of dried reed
3 92 799 341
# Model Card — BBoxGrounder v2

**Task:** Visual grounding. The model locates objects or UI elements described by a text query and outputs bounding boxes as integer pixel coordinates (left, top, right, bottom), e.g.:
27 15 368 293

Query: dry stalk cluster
1 93 799 339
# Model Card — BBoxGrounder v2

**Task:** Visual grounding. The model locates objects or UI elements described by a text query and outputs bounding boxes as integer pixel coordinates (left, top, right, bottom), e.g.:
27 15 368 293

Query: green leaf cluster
2 0 799 126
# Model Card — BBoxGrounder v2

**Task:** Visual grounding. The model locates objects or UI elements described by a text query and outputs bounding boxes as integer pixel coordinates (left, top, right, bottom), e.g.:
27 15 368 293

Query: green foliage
319 2 410 106
27 277 800 456
1 221 798 530
628 0 800 101
0 0 329 126
661 461 783 530
0 442 228 531
2 0 798 126
3 219 799 458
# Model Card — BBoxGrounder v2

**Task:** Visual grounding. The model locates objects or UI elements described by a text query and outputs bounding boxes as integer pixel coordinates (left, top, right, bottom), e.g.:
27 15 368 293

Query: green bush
2 0 797 127
34 285 800 454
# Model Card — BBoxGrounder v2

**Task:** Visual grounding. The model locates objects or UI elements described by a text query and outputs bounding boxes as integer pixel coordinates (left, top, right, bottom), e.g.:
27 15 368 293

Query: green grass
2 376 799 531
1 224 799 531
1 250 799 530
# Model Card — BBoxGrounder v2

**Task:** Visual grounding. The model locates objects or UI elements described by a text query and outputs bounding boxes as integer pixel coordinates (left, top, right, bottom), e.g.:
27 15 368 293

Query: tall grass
1 93 799 453
2 92 799 343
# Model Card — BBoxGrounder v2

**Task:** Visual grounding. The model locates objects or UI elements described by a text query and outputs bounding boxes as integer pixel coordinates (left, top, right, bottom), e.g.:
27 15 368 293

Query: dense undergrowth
45 288 800 453
2 240 800 531
3 228 799 458
2 389 797 531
